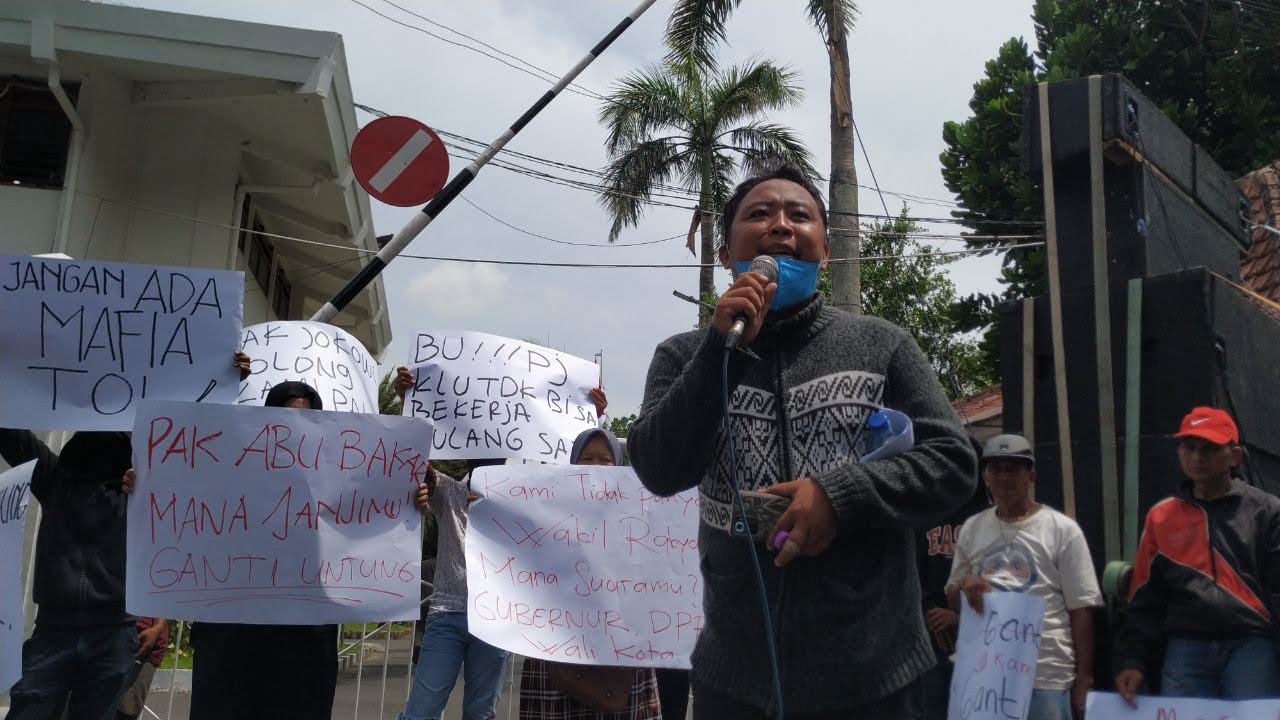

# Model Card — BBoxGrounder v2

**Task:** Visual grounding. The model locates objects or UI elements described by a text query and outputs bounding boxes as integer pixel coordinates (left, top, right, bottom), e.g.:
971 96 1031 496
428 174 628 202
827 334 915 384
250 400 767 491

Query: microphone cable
721 348 785 718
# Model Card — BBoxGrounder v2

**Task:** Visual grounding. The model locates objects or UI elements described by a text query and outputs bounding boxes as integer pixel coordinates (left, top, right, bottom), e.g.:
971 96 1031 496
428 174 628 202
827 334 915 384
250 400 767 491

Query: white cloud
405 262 507 319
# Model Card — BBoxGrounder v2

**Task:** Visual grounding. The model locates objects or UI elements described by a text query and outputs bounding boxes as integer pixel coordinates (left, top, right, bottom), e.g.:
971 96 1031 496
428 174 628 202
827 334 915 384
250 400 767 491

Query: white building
0 0 391 353
0 4 394 707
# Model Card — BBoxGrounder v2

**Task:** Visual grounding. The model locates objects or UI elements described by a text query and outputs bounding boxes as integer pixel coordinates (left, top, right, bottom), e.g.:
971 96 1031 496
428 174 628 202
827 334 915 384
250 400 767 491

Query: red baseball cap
1173 407 1238 445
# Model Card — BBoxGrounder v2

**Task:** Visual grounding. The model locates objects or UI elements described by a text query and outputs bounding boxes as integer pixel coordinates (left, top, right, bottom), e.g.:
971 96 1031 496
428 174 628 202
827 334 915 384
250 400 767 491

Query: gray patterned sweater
628 295 977 713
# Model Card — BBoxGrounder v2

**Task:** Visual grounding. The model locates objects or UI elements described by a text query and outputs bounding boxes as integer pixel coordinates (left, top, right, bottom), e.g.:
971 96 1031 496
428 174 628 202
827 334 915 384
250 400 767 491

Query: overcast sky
120 0 1038 418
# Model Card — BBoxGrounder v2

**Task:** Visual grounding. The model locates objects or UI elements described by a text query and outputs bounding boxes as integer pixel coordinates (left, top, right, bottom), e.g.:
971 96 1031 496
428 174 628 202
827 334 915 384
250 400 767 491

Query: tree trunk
698 198 717 327
701 162 721 325
824 0 860 313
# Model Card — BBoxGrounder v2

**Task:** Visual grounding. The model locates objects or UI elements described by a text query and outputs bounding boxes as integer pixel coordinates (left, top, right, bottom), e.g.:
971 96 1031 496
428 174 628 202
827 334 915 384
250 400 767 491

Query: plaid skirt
519 658 662 720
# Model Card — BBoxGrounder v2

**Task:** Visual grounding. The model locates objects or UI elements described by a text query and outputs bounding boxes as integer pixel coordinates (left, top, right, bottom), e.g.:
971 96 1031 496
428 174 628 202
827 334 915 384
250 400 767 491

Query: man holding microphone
627 165 976 719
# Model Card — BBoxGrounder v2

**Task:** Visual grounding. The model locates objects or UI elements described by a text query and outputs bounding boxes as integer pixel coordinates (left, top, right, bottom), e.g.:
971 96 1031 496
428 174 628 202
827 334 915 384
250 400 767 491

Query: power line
371 0 605 100
344 0 601 100
76 189 1042 269
460 195 684 247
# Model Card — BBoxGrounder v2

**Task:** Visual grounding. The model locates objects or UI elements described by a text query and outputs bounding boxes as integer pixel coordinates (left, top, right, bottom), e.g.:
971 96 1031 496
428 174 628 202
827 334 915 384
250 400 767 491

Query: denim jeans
6 621 138 720
1027 688 1072 720
399 611 510 720
1162 635 1280 699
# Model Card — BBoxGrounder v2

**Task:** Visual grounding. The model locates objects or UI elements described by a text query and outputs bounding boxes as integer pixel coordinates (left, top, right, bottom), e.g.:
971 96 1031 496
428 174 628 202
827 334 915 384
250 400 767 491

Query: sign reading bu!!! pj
403 330 601 462
0 255 243 430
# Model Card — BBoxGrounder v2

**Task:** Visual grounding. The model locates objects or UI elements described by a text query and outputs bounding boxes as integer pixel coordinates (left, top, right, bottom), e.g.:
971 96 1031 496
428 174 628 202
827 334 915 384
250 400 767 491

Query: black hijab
264 381 323 410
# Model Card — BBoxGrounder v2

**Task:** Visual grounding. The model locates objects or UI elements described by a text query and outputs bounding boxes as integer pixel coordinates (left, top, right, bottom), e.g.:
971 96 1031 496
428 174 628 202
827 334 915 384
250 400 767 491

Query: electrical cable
721 349 785 718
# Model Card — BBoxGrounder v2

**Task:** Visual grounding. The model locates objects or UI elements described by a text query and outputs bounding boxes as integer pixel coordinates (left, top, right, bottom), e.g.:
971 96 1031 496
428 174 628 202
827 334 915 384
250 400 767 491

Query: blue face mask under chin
734 257 821 311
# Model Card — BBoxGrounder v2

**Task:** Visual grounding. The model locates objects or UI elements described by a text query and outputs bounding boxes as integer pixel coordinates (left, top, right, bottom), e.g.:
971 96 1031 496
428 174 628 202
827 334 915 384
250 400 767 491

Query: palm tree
599 58 815 325
666 0 861 313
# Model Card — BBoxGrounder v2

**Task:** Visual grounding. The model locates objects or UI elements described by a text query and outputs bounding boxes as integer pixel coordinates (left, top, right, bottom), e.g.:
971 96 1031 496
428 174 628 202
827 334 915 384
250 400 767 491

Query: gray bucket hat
982 434 1035 467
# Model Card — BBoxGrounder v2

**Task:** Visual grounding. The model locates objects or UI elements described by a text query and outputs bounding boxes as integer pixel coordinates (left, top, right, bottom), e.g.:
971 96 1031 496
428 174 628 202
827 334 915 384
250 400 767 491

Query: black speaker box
997 268 1280 567
1023 74 1248 245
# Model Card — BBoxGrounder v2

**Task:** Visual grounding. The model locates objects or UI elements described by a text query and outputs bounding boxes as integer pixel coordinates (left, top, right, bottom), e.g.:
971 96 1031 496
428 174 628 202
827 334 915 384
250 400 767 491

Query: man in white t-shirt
946 434 1102 720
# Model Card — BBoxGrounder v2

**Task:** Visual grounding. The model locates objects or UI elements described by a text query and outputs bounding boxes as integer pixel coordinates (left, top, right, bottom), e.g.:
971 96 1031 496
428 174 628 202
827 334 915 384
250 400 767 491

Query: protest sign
1086 691 1280 719
948 591 1045 720
0 255 243 431
0 460 34 692
404 330 601 461
238 321 379 414
464 464 701 669
126 399 430 624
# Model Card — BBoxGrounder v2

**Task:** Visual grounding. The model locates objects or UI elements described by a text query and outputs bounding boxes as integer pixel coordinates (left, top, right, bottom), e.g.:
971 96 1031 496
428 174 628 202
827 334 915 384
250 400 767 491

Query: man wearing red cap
1114 407 1280 705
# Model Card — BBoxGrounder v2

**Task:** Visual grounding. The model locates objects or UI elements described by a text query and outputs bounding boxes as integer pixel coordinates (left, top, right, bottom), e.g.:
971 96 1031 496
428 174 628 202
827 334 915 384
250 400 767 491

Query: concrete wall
0 67 275 324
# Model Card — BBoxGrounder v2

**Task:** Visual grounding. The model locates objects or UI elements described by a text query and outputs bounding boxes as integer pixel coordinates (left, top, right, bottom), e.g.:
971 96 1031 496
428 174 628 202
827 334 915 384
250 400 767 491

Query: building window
0 78 79 188
237 201 294 319
273 264 292 319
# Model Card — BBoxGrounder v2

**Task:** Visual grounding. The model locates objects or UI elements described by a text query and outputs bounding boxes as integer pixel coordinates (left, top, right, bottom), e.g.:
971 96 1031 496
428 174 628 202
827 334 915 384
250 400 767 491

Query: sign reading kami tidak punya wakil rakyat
125 399 430 624
464 464 702 669
0 255 243 431
403 330 601 461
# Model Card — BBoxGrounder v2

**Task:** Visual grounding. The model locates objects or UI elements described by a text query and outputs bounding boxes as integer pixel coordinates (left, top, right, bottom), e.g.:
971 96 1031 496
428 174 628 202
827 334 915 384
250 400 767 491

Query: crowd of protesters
2 166 1278 720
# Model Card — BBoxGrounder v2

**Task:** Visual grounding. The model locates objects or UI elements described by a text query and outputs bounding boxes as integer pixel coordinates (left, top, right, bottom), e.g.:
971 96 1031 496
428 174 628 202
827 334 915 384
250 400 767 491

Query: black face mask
59 431 132 479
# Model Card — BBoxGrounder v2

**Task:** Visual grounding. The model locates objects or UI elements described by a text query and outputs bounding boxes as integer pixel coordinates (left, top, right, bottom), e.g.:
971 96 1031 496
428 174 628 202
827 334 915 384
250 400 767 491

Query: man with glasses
1114 407 1280 705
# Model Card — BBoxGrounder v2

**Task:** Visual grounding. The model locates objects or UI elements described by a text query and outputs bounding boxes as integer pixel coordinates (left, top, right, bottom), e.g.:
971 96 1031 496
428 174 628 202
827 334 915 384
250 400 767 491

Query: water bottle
865 410 894 454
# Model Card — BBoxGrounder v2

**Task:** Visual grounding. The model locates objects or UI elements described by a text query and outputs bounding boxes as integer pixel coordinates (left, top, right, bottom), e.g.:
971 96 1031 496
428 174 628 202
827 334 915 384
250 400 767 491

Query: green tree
608 414 638 438
666 0 862 313
377 370 402 416
942 0 1280 372
599 58 816 326
819 211 995 399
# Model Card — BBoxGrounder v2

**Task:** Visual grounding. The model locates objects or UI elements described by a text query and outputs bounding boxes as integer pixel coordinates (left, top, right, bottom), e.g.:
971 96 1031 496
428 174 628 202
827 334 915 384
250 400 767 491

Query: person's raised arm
0 429 58 502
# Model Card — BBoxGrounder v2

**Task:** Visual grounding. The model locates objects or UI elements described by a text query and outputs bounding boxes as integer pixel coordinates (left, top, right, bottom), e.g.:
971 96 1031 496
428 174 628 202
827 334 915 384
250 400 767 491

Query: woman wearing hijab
189 381 338 720
123 379 336 720
518 425 663 720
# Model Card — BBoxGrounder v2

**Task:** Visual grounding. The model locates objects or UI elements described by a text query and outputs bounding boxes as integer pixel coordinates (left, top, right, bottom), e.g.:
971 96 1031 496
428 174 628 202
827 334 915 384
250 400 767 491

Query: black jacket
0 429 132 625
1116 480 1280 675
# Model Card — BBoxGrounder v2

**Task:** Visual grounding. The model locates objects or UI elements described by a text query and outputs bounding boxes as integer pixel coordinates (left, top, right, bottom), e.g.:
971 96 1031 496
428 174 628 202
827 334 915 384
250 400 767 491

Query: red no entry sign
350 116 449 207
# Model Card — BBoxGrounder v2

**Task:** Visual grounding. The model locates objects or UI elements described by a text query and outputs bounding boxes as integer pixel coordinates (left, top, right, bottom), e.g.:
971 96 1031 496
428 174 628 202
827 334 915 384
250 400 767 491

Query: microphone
725 255 779 350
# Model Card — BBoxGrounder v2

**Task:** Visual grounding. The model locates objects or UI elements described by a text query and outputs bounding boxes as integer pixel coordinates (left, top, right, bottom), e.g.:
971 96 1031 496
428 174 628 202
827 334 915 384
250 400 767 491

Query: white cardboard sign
0 460 33 692
464 465 702 669
1086 691 1280 719
948 591 1045 720
0 255 243 430
126 400 430 623
403 330 600 462
237 321 379 414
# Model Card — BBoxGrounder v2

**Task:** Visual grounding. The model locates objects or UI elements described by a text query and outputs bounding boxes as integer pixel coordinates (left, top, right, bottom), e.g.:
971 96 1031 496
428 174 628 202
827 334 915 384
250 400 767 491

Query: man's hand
136 621 166 660
712 270 777 348
960 574 992 615
1070 677 1091 718
1114 669 1143 708
394 366 414 404
122 469 135 495
924 607 959 652
588 387 607 419
762 478 835 567
234 351 251 382
413 465 438 512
